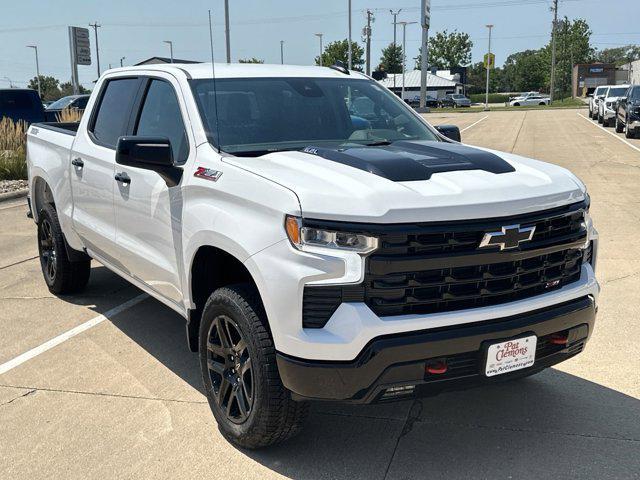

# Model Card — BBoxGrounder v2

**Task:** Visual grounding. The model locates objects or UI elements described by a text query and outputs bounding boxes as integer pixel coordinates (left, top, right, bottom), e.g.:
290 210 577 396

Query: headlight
285 215 378 254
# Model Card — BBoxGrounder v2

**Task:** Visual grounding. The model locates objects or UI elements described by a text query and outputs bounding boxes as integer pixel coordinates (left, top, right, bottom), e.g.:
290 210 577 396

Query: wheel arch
185 244 266 352
31 174 56 223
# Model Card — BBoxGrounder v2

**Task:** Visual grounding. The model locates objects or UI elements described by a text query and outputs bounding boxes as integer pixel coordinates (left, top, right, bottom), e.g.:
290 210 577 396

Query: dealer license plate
484 335 537 377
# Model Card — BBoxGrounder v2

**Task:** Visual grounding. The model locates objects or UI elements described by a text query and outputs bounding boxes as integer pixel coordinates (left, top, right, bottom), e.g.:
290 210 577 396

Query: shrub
0 117 28 180
468 93 511 104
56 106 83 123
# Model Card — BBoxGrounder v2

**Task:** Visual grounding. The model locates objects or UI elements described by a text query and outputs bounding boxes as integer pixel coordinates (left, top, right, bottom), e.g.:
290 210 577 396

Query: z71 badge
194 167 223 182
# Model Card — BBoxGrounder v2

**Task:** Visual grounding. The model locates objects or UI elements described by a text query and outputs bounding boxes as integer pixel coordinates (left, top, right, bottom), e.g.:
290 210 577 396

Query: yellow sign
484 53 495 69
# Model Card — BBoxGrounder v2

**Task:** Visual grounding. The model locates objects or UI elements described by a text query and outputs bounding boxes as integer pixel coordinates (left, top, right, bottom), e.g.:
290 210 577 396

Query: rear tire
513 102 520 107
199 284 309 449
539 102 546 106
37 203 90 294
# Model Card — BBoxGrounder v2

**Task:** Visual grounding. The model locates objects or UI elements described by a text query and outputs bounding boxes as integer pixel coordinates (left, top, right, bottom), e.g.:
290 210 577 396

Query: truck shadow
87 267 639 480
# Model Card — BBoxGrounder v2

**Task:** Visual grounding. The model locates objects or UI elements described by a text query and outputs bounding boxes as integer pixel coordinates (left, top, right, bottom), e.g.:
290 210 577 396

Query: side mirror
116 136 182 187
435 124 461 142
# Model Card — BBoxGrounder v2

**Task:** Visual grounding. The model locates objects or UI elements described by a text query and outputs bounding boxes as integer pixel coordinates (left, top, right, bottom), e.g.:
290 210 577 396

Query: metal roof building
378 70 463 100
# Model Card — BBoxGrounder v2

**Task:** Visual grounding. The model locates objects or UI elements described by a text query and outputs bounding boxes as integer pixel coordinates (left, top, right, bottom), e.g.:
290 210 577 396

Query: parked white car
589 85 609 119
510 92 551 106
26 63 599 448
598 85 630 127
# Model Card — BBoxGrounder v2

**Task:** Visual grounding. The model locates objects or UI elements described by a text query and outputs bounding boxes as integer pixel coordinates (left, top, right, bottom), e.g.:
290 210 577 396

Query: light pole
280 40 284 65
398 22 417 102
347 0 352 70
419 0 431 110
315 33 323 66
390 9 402 89
89 22 101 77
164 40 174 63
224 0 231 63
484 24 493 111
120 56 126 67
26 45 41 97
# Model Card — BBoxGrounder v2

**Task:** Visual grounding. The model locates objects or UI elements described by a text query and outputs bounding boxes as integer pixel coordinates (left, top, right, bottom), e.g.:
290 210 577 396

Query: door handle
114 172 131 185
71 157 84 168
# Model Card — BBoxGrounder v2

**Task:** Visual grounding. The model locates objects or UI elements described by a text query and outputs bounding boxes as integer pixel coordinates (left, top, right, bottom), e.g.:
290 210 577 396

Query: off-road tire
199 284 309 449
37 203 90 294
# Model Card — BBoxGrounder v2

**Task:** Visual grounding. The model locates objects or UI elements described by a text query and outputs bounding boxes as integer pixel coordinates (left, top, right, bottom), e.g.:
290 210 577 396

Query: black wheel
615 116 624 133
37 203 90 294
539 102 546 106
199 284 309 449
597 112 603 124
513 102 520 107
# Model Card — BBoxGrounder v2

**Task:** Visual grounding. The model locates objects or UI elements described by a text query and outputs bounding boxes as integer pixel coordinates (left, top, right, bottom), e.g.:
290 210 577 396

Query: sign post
418 0 431 111
68 26 91 95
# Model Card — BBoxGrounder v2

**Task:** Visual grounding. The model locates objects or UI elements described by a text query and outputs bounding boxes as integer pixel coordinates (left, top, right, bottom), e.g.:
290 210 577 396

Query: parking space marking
0 293 148 375
460 115 489 133
577 113 640 154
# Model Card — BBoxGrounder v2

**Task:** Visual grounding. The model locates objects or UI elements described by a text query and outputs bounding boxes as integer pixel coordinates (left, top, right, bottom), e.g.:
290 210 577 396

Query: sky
1 0 639 89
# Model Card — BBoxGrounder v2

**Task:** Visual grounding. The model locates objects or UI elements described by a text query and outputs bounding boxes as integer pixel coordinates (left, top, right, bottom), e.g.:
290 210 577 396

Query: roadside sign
424 0 431 29
70 26 91 66
484 52 495 69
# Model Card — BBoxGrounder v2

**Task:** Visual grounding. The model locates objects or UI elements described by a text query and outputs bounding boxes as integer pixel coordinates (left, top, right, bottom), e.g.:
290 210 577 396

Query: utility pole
224 0 231 63
163 40 174 63
120 56 125 67
26 45 41 97
347 0 352 70
399 22 417 102
89 22 101 76
484 24 493 111
280 40 284 65
364 10 374 76
550 0 558 103
390 9 402 89
315 33 324 66
419 0 431 110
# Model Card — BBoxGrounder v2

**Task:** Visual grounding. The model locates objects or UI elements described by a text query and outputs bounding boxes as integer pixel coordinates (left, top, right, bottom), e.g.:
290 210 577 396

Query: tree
59 82 90 97
593 45 640 66
315 39 364 71
416 30 473 70
379 43 403 74
238 58 264 64
501 49 549 92
27 75 61 101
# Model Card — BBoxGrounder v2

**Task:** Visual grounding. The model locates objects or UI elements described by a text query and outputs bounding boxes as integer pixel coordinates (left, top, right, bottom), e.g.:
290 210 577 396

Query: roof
135 56 202 66
107 63 371 80
378 70 460 89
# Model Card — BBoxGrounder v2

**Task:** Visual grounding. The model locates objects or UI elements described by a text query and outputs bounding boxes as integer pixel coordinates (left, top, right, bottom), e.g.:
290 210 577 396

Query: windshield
596 87 608 97
451 94 465 99
608 87 627 97
47 96 76 110
631 88 640 100
190 77 439 155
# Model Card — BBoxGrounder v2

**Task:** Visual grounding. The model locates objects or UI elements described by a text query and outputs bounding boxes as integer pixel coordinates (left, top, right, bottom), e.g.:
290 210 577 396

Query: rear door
70 76 142 262
113 75 192 306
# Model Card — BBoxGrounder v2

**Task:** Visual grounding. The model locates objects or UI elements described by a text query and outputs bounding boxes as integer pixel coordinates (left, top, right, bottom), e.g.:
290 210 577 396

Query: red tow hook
549 333 569 345
426 359 448 375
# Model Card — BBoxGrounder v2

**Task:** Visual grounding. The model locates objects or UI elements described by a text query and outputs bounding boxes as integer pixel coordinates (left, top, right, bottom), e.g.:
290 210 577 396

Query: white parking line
461 115 489 133
0 293 148 375
577 113 640 154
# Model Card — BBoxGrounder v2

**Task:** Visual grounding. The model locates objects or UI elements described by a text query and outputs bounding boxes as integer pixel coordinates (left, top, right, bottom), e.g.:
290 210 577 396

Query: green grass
468 93 511 103
431 97 586 114
0 151 27 181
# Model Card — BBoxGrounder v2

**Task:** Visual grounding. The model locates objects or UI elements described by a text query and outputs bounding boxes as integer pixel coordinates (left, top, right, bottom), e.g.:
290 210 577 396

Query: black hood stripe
302 140 515 181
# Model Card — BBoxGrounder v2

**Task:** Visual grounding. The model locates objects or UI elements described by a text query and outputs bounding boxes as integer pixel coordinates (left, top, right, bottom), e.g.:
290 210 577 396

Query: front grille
302 201 588 328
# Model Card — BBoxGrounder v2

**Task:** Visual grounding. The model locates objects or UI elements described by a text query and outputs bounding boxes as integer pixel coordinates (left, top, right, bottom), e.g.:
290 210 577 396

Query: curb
0 189 28 203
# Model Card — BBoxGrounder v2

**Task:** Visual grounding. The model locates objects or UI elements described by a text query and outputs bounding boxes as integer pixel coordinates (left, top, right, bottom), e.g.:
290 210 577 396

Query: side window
135 79 189 164
91 78 140 148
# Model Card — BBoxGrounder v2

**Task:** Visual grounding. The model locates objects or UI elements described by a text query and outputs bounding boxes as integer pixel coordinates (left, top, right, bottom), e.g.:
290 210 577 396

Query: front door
113 76 191 306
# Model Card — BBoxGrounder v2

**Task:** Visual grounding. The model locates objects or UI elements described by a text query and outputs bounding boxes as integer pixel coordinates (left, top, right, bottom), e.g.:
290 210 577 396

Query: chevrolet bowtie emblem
479 224 536 250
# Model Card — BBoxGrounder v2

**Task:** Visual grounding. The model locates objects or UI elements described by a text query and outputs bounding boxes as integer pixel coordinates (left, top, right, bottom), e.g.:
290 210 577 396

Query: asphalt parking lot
1 108 639 479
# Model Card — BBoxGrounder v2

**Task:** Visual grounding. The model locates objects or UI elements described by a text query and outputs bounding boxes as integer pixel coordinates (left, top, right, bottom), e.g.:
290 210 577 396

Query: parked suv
615 85 640 138
26 64 599 448
440 93 472 108
598 85 629 127
589 85 609 119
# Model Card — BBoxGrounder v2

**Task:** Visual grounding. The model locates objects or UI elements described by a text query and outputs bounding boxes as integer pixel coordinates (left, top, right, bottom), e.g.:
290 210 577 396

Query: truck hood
223 141 585 223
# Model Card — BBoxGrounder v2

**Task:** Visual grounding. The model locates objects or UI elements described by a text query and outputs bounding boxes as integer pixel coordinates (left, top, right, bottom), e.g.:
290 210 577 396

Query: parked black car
0 88 46 124
614 85 640 139
44 94 90 121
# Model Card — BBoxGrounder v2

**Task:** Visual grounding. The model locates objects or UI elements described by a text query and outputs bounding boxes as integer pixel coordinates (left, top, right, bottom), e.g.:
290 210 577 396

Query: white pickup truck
26 63 599 448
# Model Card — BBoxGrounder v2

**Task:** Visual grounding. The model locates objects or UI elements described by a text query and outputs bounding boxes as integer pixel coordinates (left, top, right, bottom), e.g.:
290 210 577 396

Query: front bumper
277 295 596 403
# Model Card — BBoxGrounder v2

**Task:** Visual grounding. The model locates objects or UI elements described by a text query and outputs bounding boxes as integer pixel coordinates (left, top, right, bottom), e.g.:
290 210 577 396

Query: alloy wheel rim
38 219 57 282
206 314 254 424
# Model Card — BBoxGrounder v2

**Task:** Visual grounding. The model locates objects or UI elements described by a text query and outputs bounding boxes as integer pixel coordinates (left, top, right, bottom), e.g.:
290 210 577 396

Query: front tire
615 116 624 133
626 119 635 139
199 284 309 449
598 112 603 124
37 203 90 294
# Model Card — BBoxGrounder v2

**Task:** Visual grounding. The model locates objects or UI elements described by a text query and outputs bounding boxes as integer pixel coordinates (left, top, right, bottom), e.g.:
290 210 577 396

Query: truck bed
33 122 80 136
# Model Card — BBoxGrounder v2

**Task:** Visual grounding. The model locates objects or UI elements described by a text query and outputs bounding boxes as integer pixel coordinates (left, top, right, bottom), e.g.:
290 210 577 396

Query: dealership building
572 63 630 97
378 70 464 100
